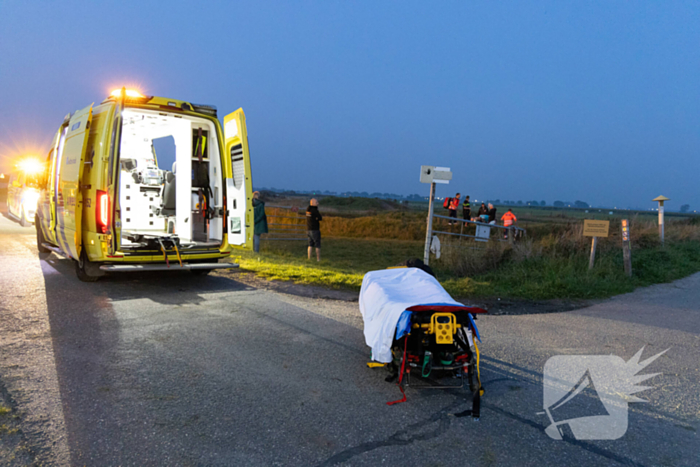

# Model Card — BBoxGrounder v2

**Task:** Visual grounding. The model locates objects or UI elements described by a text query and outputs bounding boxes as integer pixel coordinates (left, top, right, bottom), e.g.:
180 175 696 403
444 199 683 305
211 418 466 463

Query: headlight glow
22 190 40 211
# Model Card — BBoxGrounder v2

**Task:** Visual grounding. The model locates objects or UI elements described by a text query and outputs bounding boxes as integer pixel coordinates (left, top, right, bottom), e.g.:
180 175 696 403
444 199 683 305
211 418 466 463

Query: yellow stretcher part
366 362 386 368
474 338 485 396
432 313 457 344
412 313 460 344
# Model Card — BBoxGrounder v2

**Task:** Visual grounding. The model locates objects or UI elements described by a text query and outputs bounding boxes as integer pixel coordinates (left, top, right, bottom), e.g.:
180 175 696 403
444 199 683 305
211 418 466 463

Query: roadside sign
420 166 452 184
583 220 610 238
584 219 609 270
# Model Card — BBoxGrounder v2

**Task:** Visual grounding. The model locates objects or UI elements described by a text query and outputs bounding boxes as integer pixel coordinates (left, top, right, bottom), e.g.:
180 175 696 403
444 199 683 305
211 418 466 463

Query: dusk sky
1 1 698 210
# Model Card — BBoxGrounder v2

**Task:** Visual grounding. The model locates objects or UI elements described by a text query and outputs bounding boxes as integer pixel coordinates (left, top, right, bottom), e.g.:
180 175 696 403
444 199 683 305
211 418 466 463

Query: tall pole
653 196 669 246
658 202 665 245
423 182 436 265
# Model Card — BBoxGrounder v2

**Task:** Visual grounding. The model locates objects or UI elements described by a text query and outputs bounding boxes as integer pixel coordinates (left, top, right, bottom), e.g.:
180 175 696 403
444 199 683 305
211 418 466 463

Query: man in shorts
306 198 322 261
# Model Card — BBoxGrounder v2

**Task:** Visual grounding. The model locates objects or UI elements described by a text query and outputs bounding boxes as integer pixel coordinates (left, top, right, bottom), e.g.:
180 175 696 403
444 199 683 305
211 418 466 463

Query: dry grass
264 208 426 241
434 218 700 278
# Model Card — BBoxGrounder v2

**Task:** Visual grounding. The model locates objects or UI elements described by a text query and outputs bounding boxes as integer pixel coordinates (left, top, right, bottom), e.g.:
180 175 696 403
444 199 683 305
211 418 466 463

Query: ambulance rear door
56 104 93 260
223 109 253 248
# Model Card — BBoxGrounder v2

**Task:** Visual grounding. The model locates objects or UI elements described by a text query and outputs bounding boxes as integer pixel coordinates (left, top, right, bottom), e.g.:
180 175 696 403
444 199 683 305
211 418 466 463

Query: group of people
252 191 323 261
446 193 518 237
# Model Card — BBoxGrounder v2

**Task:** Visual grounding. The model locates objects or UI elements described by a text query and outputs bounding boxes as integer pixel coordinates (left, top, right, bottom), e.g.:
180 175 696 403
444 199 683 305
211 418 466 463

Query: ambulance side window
54 126 68 194
41 150 53 189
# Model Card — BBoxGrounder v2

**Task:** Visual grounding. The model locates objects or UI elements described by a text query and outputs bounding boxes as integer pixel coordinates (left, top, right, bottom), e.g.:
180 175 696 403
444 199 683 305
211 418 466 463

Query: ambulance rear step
99 263 239 272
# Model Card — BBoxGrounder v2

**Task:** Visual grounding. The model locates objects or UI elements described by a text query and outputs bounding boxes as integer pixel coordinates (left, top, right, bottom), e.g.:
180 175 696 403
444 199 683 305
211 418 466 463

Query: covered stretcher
359 267 487 417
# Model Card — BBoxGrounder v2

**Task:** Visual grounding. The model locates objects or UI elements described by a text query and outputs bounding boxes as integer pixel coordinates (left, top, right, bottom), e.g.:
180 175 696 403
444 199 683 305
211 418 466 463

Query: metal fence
264 205 307 241
431 213 526 245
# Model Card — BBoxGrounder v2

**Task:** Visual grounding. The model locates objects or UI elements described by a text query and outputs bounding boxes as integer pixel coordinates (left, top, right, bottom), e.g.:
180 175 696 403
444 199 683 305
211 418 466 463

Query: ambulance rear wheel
35 217 50 255
76 250 100 282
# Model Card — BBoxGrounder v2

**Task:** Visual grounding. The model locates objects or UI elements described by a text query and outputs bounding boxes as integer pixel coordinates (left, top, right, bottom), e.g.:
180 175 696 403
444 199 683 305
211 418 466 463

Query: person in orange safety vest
501 208 518 239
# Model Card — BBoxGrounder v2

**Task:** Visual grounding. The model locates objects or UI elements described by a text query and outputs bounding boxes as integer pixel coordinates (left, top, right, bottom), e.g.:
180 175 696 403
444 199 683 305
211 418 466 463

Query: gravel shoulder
226 267 596 315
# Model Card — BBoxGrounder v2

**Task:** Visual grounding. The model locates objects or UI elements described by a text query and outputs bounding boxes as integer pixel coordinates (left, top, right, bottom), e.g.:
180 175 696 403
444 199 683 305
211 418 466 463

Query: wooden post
423 182 436 265
588 237 598 270
508 228 514 245
621 219 632 277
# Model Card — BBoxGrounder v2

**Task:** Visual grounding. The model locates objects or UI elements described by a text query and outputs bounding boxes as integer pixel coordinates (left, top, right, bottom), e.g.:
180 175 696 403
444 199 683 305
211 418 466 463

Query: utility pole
423 181 435 265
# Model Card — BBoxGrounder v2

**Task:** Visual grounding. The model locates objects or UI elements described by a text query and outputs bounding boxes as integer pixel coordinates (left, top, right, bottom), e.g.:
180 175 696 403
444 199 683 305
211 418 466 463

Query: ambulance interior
118 109 224 249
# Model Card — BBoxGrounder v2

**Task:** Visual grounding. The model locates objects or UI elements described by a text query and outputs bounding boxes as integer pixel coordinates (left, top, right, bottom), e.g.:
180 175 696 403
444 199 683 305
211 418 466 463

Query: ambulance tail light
96 190 110 233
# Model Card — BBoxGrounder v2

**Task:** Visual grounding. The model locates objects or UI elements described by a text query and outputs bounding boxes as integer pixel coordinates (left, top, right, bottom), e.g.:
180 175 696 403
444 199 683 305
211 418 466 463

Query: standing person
448 193 460 224
306 198 322 261
501 208 517 239
462 195 471 221
487 203 497 225
252 191 268 253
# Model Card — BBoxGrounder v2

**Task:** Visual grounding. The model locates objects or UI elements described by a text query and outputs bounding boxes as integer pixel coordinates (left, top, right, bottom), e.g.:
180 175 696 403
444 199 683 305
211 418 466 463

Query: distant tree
517 200 523 205
680 204 690 213
493 199 501 204
540 200 546 206
553 201 565 207
574 200 589 209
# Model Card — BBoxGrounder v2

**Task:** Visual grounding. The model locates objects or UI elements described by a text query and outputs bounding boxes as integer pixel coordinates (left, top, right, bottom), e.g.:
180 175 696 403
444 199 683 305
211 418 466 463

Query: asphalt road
0 212 698 466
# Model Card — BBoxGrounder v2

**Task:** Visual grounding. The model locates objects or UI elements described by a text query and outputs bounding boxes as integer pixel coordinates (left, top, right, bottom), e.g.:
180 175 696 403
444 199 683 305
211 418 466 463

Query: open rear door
56 104 93 259
223 109 253 248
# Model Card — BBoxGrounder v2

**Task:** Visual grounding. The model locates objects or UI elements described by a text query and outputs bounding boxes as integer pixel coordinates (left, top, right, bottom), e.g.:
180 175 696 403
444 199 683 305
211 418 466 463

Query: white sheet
359 268 465 363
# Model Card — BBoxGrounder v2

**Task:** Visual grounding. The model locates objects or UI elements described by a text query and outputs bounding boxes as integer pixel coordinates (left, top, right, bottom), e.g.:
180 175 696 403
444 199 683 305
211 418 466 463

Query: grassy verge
441 241 700 300
235 238 423 290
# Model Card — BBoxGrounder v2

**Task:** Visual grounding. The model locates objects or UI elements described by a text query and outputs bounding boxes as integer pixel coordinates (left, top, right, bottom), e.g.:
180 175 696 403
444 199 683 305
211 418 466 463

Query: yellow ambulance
36 88 252 281
6 158 43 226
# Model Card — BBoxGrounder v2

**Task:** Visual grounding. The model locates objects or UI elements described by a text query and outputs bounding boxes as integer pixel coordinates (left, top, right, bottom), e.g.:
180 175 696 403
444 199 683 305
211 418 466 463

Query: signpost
621 219 632 277
653 195 670 245
420 166 451 265
583 220 610 270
